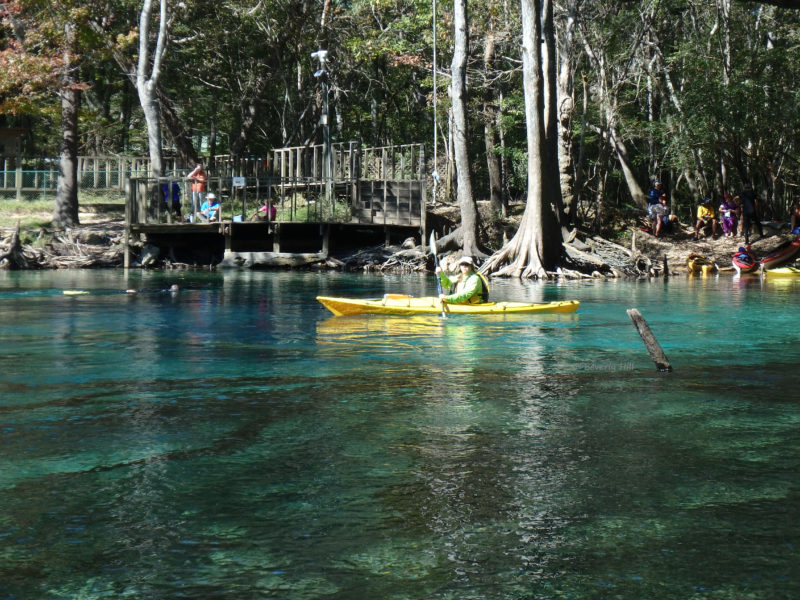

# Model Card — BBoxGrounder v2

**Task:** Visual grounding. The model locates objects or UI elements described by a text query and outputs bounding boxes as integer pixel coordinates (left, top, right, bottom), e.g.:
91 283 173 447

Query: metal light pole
312 50 333 209
432 0 440 205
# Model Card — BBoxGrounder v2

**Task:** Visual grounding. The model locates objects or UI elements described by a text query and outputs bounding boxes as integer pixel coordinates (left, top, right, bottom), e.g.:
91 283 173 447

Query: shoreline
1 214 794 277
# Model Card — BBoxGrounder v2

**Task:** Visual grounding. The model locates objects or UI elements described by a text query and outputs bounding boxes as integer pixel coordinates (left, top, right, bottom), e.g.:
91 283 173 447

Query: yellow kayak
316 294 580 316
763 266 800 277
686 253 717 275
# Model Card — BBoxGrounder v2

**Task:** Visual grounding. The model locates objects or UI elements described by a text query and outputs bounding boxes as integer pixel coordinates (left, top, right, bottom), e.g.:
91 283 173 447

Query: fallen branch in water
627 308 673 372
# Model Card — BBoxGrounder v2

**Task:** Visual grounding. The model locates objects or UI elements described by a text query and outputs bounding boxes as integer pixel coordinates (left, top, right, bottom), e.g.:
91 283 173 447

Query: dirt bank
0 204 794 275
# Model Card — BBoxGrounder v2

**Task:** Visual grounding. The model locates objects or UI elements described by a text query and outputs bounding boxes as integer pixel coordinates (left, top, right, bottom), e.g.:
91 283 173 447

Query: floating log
627 308 673 372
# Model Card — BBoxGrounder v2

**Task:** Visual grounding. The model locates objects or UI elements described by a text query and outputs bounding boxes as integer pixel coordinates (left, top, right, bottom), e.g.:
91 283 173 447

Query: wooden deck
126 220 422 268
124 142 427 267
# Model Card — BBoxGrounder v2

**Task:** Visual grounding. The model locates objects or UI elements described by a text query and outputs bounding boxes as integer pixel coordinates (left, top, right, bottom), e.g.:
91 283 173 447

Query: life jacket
475 272 490 303
450 271 490 303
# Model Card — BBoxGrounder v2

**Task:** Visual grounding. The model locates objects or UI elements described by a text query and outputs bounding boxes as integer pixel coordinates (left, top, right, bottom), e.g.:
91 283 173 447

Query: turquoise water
1 270 798 599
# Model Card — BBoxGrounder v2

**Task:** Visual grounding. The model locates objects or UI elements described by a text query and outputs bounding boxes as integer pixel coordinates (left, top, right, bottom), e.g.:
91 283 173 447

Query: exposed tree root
0 224 22 269
481 225 550 278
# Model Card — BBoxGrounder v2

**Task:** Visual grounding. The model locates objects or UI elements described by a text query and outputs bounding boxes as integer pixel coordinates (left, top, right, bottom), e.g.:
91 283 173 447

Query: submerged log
219 251 327 268
627 308 673 372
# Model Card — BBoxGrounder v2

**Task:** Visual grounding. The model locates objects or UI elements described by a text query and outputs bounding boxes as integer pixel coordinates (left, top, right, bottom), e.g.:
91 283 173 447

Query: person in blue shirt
647 180 663 221
200 193 220 221
161 181 181 217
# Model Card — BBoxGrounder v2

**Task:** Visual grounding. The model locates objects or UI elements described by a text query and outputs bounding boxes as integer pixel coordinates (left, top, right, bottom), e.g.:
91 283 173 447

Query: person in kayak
436 256 490 304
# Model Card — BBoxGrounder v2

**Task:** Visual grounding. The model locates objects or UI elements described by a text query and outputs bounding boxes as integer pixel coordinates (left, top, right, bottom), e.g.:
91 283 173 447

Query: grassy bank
0 192 125 230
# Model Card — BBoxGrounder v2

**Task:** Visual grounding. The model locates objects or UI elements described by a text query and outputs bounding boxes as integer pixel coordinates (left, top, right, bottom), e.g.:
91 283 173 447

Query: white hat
457 256 474 267
207 193 216 199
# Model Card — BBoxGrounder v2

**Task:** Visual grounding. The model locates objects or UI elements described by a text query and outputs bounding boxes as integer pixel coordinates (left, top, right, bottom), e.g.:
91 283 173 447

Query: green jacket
439 271 488 304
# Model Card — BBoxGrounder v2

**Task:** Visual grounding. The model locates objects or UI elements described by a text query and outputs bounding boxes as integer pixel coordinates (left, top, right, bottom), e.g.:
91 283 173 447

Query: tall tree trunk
592 129 613 232
584 34 647 208
608 121 646 207
572 74 588 219
446 108 455 202
483 29 504 217
135 0 169 179
498 90 509 220
542 0 569 236
230 71 271 159
53 22 80 228
483 0 563 277
557 0 578 227
157 88 198 166
451 0 483 256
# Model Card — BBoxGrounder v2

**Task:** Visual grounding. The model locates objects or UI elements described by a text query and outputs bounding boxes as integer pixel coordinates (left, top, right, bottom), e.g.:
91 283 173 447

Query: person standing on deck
186 164 208 217
436 256 490 305
652 194 673 237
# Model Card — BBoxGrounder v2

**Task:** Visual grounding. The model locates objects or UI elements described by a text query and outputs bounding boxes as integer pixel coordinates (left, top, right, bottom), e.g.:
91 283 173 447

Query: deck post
223 223 232 253
322 224 330 255
124 178 132 268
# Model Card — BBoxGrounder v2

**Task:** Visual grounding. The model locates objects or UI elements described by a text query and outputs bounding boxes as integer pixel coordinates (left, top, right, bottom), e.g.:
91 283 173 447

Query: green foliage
1 0 799 226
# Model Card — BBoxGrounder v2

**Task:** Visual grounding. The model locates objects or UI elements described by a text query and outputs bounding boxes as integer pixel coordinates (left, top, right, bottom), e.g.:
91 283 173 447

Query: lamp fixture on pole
312 50 333 208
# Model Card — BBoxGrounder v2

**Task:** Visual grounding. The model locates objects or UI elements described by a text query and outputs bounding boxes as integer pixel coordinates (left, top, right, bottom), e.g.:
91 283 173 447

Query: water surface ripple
1 270 798 599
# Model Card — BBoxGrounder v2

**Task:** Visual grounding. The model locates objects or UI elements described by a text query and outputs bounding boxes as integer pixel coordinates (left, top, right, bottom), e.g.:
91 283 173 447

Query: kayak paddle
429 232 447 318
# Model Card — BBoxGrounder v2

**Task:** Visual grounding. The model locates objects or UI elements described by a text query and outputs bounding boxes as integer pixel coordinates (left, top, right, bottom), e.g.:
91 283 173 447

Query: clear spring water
1 270 798 599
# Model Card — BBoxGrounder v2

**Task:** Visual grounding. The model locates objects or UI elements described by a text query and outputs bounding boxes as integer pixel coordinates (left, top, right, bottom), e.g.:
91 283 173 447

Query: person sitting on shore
651 194 671 237
719 193 739 238
790 198 800 234
694 197 719 240
436 256 490 305
200 193 220 222
647 180 664 222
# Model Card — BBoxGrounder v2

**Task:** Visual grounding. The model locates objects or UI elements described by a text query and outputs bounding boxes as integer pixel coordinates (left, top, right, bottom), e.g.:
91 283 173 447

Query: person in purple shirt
719 193 739 237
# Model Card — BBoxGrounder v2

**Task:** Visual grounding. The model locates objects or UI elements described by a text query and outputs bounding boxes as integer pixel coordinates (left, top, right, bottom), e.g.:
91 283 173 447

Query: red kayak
759 236 800 270
733 246 758 275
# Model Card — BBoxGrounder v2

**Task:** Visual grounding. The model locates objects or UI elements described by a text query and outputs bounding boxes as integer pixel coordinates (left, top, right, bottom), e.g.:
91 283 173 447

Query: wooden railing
5 143 427 228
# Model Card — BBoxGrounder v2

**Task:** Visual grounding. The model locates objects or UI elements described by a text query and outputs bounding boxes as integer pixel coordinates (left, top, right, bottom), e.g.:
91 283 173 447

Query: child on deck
250 202 277 221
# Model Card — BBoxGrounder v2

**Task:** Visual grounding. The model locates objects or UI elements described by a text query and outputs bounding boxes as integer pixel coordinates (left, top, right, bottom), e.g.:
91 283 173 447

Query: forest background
1 0 799 275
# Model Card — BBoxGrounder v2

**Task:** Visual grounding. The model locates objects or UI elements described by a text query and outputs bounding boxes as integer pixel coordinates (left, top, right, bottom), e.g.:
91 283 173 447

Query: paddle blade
429 232 437 257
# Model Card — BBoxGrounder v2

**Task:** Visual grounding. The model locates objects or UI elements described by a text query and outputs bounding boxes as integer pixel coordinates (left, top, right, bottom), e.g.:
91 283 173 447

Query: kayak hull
316 295 580 316
760 237 800 270
732 253 758 274
763 266 800 277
